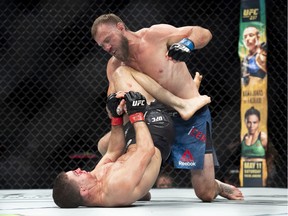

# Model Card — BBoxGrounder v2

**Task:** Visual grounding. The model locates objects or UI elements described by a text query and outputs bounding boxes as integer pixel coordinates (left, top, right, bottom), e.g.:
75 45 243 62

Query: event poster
238 0 268 187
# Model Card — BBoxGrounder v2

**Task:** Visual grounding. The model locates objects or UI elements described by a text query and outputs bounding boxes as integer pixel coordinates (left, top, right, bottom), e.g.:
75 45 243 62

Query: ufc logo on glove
132 100 146 106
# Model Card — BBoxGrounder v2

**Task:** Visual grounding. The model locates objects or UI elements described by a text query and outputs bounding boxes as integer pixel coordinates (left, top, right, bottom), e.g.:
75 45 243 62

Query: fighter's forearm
133 121 155 157
106 125 125 161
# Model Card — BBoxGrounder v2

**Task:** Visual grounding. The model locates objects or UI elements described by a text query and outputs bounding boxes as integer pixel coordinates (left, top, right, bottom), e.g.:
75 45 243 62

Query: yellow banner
238 0 268 187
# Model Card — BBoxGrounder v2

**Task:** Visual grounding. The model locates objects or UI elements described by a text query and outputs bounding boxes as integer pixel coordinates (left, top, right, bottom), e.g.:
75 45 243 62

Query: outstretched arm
105 124 125 161
97 93 126 165
96 123 125 168
107 92 157 202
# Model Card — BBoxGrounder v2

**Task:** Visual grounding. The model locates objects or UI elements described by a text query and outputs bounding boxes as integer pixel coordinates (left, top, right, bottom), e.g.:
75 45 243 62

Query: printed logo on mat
179 149 196 167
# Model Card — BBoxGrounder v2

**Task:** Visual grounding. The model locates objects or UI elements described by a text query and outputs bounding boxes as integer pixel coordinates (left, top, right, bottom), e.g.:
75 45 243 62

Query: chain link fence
1 0 286 189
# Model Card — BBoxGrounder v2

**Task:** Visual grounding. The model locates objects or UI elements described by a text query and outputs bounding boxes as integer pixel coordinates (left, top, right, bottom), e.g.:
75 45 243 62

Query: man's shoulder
137 24 174 35
108 57 121 68
150 24 175 33
137 24 174 42
106 57 122 77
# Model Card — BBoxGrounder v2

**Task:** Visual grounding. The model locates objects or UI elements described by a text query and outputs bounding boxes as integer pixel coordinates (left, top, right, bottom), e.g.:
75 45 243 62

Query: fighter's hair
244 106 261 121
52 171 84 208
91 13 129 38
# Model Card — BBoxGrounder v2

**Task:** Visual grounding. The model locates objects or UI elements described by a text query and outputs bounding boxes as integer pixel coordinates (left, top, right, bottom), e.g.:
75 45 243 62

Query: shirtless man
91 13 243 201
52 91 174 207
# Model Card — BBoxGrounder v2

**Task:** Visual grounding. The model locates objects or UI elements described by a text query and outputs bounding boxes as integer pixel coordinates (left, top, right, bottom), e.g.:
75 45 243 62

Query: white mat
0 188 287 216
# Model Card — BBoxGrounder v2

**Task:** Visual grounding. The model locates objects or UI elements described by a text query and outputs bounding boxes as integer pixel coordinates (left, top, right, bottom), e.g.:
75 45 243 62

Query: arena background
0 0 286 189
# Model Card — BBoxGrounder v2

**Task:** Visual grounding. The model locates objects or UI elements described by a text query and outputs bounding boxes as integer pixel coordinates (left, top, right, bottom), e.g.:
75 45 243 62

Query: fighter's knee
194 188 216 202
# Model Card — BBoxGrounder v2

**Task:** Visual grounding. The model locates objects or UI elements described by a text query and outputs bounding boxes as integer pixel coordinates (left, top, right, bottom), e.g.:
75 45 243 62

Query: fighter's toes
216 180 244 200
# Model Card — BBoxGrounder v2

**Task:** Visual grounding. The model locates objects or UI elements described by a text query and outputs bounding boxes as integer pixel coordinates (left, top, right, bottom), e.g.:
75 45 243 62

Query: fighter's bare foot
194 72 203 90
216 180 244 200
178 95 211 120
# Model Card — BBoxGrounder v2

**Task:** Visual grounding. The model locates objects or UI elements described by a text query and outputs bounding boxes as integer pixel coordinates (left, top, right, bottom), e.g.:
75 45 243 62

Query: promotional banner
238 0 268 187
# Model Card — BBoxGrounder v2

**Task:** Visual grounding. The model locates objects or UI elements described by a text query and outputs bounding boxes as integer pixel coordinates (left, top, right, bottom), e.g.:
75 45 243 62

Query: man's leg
99 70 203 157
191 154 244 201
115 66 210 120
113 67 155 104
98 65 156 156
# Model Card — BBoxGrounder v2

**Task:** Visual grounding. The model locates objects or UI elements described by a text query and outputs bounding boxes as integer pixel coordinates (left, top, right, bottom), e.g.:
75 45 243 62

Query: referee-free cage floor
0 188 287 216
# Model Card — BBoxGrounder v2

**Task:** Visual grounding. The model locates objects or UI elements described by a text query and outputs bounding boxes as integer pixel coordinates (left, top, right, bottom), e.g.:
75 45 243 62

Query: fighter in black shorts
124 100 175 164
52 91 175 207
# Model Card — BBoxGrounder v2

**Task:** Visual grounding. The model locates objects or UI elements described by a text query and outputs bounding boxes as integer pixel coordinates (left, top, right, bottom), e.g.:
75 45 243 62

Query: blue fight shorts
168 105 219 170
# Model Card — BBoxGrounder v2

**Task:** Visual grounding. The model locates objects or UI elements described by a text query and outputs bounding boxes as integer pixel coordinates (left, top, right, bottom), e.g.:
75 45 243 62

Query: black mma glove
124 91 147 124
107 93 123 126
168 38 195 62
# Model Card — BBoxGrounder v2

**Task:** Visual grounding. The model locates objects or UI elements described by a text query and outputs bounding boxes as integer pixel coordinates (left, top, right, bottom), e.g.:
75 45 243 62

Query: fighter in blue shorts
168 106 219 170
93 13 244 202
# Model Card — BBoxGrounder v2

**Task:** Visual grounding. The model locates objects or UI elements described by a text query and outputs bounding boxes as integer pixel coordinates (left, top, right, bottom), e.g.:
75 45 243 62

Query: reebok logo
180 149 193 162
132 100 145 106
179 150 196 167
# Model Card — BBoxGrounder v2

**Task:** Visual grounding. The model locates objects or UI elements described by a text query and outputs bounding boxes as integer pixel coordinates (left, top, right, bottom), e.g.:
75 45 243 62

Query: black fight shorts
124 101 175 162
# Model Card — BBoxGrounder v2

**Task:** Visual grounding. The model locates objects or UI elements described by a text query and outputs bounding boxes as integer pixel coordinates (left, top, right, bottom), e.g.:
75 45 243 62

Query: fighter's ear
79 186 89 198
116 22 125 31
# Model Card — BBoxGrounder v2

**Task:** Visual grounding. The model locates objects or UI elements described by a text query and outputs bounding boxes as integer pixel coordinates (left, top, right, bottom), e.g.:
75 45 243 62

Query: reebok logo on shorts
180 149 193 162
179 149 196 167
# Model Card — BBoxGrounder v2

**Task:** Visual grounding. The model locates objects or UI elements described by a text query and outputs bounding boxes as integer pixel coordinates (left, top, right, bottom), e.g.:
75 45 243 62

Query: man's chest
127 47 170 81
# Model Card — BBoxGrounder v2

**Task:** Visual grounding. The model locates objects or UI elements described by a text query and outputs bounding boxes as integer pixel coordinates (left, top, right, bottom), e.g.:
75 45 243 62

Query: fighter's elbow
140 142 155 158
206 29 213 41
142 147 156 165
193 26 212 48
148 145 156 156
200 28 212 44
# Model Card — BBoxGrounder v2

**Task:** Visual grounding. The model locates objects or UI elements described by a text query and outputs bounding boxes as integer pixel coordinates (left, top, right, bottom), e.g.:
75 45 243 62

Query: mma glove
168 38 195 62
124 91 147 124
107 93 123 126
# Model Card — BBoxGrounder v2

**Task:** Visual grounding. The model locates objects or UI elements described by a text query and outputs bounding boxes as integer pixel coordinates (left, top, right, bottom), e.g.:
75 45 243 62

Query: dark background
0 0 286 188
